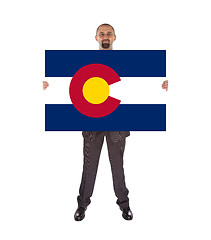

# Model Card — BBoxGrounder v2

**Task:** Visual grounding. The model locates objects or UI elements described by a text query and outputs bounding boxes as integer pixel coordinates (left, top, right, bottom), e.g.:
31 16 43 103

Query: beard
101 40 110 49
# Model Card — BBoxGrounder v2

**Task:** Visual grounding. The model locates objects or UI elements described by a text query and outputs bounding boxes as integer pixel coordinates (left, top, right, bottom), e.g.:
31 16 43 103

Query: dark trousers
77 131 129 209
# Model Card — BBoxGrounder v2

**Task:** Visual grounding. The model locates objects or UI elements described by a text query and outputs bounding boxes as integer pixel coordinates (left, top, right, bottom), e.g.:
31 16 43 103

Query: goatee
102 39 110 49
102 43 110 49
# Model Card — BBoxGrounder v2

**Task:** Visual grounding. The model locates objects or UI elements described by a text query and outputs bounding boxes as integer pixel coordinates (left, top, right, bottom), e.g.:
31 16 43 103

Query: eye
100 33 104 37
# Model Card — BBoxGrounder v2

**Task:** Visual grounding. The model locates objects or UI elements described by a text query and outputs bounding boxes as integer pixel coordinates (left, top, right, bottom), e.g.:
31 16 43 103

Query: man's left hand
162 80 168 91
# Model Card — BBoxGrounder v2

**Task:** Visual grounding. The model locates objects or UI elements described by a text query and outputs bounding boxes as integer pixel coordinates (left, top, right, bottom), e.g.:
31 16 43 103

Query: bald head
96 23 115 36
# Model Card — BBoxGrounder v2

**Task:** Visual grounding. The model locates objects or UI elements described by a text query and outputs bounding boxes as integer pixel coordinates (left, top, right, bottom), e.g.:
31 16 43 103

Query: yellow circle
83 77 110 104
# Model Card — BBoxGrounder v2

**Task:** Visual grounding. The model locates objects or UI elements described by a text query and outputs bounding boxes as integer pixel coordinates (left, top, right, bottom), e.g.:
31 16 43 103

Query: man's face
95 25 116 50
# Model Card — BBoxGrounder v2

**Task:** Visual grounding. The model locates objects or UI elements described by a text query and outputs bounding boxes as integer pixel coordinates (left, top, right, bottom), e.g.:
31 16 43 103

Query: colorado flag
45 50 166 131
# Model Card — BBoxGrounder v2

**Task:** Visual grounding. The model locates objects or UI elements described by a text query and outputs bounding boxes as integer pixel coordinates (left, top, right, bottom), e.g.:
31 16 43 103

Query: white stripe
44 77 167 104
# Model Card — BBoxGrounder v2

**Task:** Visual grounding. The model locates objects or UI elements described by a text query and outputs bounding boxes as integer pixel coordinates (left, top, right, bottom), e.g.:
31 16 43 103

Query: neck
99 46 113 50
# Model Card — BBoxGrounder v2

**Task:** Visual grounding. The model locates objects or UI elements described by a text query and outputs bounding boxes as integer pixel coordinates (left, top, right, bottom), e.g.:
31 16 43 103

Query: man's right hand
43 81 49 90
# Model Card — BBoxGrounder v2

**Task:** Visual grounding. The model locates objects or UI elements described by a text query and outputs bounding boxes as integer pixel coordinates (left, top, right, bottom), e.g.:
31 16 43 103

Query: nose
102 34 110 39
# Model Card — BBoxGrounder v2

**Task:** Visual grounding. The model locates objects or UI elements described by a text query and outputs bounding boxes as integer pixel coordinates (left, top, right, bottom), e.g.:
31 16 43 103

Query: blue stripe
45 50 166 77
45 104 166 131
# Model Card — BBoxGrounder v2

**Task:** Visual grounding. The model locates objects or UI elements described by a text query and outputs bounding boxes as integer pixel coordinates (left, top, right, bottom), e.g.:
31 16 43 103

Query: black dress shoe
121 207 133 220
74 207 86 221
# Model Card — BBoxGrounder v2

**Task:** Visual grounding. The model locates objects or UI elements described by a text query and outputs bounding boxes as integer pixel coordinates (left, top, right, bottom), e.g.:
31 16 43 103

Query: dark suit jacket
82 131 130 142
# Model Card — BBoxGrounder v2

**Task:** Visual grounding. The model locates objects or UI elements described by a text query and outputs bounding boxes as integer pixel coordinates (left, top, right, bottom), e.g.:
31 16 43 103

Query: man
43 23 168 221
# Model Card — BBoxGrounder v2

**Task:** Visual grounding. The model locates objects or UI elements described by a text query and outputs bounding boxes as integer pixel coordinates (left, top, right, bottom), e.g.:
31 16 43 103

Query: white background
0 0 211 239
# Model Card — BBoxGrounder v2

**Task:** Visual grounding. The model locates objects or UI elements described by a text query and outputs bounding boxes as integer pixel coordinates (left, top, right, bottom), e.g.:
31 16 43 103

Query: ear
95 35 98 41
114 35 116 41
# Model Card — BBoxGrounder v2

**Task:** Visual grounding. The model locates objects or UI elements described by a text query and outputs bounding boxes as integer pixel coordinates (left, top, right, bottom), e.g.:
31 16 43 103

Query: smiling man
43 23 168 221
74 24 133 222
